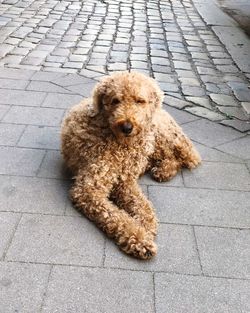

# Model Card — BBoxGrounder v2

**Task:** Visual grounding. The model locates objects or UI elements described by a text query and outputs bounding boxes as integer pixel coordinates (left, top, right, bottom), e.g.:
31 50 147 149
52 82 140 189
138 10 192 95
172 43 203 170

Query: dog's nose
120 122 133 134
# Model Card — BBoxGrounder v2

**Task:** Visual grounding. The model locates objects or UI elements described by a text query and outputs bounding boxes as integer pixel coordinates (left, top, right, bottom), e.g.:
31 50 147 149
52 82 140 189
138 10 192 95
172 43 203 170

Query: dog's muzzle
120 121 133 135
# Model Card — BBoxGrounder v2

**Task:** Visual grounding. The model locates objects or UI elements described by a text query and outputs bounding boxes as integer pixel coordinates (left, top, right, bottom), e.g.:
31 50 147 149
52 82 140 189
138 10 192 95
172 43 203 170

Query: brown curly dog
61 71 201 260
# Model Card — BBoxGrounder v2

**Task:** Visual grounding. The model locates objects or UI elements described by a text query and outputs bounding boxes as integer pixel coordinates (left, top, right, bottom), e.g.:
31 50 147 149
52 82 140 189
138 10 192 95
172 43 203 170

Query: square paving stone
37 150 69 179
0 146 45 176
6 215 105 266
0 176 67 214
149 186 250 228
195 226 250 279
0 105 9 120
182 119 244 147
27 81 73 94
0 78 29 90
216 135 250 160
0 212 20 259
0 89 46 106
164 105 199 124
0 68 34 80
193 142 242 163
155 273 250 313
183 161 250 191
104 224 201 274
42 267 154 313
42 93 82 109
0 262 51 313
0 123 25 146
3 106 64 126
18 126 60 149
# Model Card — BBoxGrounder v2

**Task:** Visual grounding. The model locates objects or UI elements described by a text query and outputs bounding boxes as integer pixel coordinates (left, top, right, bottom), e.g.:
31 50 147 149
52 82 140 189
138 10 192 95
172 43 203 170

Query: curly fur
61 71 201 260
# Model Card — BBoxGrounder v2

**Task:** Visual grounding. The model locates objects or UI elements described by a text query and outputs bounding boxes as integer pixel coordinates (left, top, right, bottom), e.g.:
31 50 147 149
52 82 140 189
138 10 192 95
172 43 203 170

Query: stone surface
216 135 250 159
183 161 250 191
149 186 250 228
155 273 250 313
0 176 67 214
0 262 51 313
0 212 20 259
185 106 224 121
104 224 201 274
182 119 243 147
6 215 105 266
0 146 45 176
42 267 154 313
195 226 250 279
0 123 25 146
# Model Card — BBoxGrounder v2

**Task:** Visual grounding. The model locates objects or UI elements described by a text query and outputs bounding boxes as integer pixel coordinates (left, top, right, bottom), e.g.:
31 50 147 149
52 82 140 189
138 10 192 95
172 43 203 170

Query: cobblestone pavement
0 0 250 131
0 0 250 312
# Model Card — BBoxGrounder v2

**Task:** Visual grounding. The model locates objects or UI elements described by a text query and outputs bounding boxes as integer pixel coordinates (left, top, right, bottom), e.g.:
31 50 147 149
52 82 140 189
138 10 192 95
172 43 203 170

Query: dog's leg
111 181 158 237
70 173 157 260
150 131 201 182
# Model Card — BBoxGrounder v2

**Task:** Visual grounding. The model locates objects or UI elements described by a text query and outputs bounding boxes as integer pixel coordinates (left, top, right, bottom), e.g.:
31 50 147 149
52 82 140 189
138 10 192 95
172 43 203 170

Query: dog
61 71 201 259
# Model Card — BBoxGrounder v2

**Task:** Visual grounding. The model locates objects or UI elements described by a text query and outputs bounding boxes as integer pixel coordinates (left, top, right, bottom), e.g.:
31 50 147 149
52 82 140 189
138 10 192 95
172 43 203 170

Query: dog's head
92 71 164 139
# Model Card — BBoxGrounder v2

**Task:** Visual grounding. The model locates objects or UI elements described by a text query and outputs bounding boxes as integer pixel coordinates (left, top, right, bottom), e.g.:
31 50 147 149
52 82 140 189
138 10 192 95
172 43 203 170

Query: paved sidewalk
0 0 250 312
0 0 250 130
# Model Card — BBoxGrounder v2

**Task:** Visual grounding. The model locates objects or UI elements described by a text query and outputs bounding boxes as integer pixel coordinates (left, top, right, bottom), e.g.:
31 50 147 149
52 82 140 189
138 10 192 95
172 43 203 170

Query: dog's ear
92 77 109 113
149 81 164 109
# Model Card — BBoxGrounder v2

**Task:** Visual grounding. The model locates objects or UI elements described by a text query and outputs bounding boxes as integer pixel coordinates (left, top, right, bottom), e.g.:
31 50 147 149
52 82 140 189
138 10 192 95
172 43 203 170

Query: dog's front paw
151 166 178 182
120 235 157 260
184 151 201 169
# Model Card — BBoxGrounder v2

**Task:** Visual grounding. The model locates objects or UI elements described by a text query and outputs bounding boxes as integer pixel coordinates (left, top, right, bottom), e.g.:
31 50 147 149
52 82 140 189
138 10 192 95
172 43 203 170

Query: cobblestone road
0 1 250 312
0 0 250 130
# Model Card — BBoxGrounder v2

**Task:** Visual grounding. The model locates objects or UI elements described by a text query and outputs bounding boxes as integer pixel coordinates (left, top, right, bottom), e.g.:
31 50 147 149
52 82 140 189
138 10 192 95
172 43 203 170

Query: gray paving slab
155 273 250 313
0 123 25 146
0 78 29 90
193 142 243 163
0 176 67 214
104 224 201 274
195 226 250 279
6 214 105 266
18 125 60 150
183 161 250 191
0 146 45 176
149 186 250 228
182 119 244 147
42 93 82 109
0 104 9 120
3 106 64 126
164 105 200 124
216 135 250 160
42 266 154 313
0 89 46 106
0 262 51 313
0 212 20 259
0 68 34 80
27 81 73 94
37 150 69 179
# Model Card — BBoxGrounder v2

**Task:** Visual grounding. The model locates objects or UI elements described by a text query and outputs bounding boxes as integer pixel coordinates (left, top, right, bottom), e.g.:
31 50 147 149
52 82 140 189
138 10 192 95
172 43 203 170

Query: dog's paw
185 152 201 169
120 236 157 260
151 166 178 182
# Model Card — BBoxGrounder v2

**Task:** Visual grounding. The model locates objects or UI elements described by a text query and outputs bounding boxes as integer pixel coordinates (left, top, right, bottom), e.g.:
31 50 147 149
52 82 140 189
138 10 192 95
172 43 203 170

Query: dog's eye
111 98 120 106
137 99 146 105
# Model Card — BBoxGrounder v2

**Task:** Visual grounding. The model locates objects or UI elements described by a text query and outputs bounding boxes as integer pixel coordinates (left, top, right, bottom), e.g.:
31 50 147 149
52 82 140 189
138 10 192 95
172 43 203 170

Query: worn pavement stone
155 273 250 313
0 89 46 106
195 226 250 279
182 119 244 147
42 93 82 109
18 126 60 150
216 135 250 159
0 176 67 214
0 262 51 313
42 267 154 313
0 212 20 259
0 123 25 146
149 186 250 228
0 147 45 176
6 215 105 266
183 161 250 191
